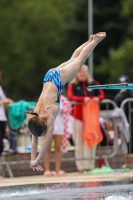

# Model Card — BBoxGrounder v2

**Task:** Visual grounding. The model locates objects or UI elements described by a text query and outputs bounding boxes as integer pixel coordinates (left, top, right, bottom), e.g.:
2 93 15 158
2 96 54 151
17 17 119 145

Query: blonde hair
27 111 47 137
70 64 93 84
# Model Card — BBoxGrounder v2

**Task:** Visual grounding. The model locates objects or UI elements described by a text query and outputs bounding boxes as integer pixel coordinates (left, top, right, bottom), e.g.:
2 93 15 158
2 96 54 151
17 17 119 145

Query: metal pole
88 0 93 78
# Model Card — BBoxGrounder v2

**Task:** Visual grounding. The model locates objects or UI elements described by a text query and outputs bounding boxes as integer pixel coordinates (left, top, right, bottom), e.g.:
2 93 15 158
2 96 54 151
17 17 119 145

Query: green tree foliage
96 0 133 90
66 0 132 99
1 0 132 101
94 0 125 63
64 0 127 88
0 0 75 100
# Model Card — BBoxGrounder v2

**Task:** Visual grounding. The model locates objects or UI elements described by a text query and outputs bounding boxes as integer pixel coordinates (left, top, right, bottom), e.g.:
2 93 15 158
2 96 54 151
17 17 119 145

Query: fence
0 99 122 177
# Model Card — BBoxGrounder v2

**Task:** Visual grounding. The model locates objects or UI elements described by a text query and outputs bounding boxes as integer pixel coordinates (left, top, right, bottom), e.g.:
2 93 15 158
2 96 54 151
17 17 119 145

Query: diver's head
27 112 47 137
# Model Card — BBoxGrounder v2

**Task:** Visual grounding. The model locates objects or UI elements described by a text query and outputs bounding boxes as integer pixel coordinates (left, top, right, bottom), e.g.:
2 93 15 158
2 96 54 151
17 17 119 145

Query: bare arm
36 120 54 161
30 117 54 170
31 135 38 161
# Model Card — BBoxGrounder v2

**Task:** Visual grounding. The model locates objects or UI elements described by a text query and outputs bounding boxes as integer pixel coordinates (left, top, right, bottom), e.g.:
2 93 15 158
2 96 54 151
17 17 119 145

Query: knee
74 57 85 66
55 146 61 152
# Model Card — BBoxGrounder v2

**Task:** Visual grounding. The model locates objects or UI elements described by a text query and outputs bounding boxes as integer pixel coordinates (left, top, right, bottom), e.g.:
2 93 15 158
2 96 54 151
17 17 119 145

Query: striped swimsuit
43 68 64 107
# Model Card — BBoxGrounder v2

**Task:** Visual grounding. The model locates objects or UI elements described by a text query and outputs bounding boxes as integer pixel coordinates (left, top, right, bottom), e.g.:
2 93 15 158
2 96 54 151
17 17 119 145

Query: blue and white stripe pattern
43 68 64 95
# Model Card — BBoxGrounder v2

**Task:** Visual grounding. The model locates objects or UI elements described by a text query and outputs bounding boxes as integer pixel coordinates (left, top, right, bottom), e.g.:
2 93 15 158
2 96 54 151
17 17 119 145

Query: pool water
0 181 133 200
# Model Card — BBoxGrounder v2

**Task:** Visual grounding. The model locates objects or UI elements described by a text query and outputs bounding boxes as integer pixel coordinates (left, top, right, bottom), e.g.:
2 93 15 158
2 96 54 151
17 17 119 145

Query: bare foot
51 170 66 176
57 170 66 176
93 32 106 43
43 171 53 176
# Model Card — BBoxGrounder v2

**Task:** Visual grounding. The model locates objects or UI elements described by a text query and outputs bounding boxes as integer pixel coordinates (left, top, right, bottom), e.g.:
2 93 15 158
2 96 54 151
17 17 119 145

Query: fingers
36 165 44 171
38 165 44 171
33 165 44 171
34 166 39 171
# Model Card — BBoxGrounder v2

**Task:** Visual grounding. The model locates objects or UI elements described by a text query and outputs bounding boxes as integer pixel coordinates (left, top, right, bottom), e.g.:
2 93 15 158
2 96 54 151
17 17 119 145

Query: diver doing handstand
27 32 106 171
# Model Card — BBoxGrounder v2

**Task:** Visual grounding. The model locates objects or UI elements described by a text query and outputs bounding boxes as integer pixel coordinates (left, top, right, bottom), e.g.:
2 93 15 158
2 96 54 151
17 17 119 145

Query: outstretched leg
71 35 94 59
56 35 93 69
60 32 106 85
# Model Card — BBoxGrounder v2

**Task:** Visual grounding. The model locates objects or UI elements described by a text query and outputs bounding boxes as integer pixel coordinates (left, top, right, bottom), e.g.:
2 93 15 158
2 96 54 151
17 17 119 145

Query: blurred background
1 0 133 101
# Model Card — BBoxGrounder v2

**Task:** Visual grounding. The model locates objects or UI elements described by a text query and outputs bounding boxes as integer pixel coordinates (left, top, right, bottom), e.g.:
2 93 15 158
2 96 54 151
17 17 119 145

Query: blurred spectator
99 117 114 146
0 71 13 178
0 71 13 153
67 65 105 173
114 75 133 154
114 75 133 113
112 107 130 155
9 129 18 153
5 125 18 153
43 95 72 176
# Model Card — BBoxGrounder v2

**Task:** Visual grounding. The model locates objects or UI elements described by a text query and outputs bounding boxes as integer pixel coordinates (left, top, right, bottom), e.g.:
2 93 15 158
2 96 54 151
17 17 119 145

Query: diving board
88 83 133 90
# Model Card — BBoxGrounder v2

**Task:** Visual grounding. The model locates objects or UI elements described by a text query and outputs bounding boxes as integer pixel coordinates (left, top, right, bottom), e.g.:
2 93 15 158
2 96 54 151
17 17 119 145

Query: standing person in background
0 71 13 178
114 75 133 115
43 95 72 176
67 65 105 173
114 75 133 155
0 71 13 154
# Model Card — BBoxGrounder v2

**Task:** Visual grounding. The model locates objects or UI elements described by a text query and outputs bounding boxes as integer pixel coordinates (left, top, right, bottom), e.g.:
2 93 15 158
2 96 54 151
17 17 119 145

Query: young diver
27 32 106 171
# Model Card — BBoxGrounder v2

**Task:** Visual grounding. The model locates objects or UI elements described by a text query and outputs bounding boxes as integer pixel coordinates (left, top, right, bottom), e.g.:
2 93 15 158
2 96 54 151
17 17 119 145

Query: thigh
60 58 84 85
0 121 7 139
56 58 74 69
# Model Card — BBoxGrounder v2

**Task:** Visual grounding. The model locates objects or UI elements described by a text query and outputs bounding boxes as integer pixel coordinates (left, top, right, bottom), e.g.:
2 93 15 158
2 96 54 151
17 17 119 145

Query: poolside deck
0 171 133 187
